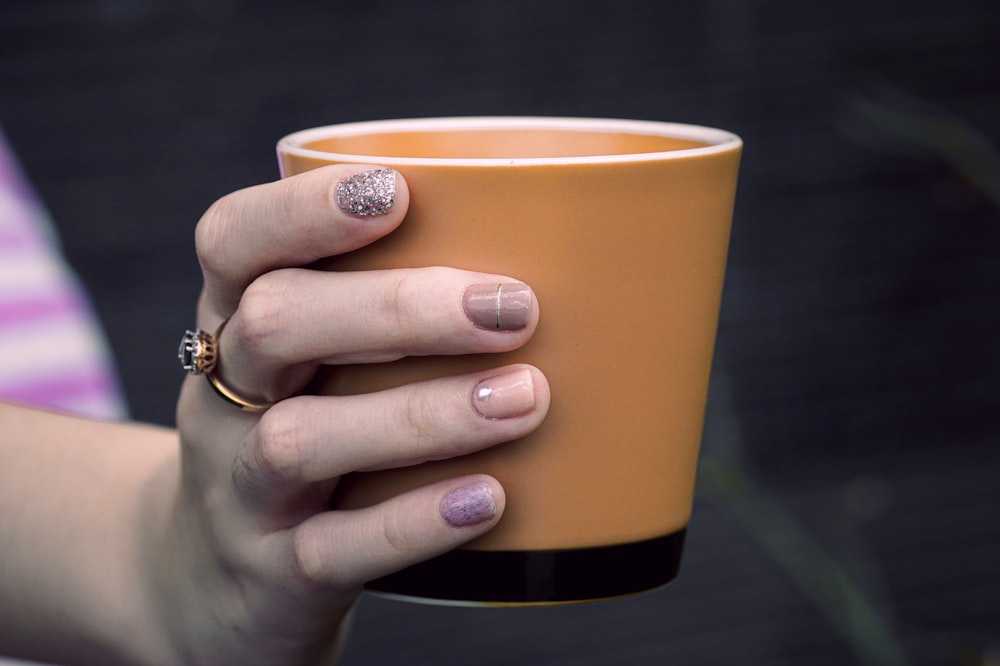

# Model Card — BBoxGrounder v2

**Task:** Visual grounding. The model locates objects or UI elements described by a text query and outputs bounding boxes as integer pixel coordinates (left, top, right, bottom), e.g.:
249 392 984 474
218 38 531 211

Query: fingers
232 364 549 509
289 475 505 589
189 167 549 594
196 165 409 316
216 267 539 402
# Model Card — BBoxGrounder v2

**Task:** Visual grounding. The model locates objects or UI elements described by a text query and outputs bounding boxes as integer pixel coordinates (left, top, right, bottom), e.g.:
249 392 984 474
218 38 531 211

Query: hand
150 166 550 663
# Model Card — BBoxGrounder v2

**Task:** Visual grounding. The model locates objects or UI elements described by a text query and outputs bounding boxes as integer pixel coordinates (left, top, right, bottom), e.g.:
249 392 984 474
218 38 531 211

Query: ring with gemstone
178 320 273 412
178 328 218 376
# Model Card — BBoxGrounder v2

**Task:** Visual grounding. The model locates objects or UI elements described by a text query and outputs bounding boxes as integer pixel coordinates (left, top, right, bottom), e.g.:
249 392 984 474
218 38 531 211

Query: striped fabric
0 128 127 420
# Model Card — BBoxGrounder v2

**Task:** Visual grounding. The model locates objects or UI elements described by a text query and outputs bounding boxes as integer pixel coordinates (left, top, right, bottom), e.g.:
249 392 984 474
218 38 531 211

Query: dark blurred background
2 1 998 664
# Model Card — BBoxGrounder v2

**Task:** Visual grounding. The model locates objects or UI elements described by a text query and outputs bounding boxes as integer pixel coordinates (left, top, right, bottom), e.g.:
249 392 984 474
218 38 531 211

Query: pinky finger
288 475 505 590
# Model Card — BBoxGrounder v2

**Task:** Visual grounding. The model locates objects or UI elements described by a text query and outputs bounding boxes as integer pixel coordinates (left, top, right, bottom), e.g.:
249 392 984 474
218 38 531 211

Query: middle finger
218 267 538 401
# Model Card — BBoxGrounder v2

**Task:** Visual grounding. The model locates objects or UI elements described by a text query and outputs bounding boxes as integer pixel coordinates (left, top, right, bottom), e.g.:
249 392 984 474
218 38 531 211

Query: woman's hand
149 166 550 664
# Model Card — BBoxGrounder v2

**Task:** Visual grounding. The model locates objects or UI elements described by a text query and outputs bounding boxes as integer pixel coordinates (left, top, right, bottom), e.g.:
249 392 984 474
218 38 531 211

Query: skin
0 165 550 664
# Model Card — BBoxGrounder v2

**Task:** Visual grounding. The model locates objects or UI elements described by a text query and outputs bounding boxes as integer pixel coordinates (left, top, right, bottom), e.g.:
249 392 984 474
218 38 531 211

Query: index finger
195 165 408 316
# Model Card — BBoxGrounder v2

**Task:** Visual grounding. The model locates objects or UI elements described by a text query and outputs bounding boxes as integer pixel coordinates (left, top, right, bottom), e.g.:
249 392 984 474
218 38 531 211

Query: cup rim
276 116 742 167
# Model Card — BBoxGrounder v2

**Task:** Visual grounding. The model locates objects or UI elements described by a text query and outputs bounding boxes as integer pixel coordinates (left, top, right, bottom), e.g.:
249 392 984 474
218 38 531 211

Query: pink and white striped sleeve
0 129 127 420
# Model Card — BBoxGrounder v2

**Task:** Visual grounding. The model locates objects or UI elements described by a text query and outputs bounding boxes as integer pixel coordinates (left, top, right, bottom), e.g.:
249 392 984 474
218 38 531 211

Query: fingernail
463 282 532 331
335 168 397 217
441 482 496 527
472 367 535 420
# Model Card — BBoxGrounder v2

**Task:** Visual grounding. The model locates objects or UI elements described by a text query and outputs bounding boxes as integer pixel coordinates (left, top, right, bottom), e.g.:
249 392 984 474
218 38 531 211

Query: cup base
364 529 687 606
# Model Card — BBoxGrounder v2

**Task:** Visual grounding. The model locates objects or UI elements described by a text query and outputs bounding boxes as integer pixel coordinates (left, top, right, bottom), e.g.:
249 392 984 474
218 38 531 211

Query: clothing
0 128 126 420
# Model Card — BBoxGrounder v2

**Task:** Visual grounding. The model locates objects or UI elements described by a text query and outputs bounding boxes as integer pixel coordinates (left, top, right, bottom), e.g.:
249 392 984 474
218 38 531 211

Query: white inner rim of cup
277 117 742 166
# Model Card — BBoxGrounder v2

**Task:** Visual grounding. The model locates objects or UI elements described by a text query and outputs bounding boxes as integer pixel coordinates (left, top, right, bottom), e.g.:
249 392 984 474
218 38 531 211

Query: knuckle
382 270 423 335
399 388 440 446
289 509 428 590
233 273 293 358
194 195 240 279
251 404 307 483
290 522 333 587
233 403 305 492
380 508 422 559
290 518 363 590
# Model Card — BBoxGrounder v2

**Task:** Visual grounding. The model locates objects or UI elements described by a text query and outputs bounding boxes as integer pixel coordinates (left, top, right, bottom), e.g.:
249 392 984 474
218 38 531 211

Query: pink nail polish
336 168 397 217
472 367 536 420
441 482 496 527
463 283 532 331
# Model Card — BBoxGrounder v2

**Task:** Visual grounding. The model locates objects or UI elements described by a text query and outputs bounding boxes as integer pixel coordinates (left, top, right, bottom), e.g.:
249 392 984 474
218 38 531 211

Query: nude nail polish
336 168 397 217
472 367 536 420
441 482 496 527
463 283 532 331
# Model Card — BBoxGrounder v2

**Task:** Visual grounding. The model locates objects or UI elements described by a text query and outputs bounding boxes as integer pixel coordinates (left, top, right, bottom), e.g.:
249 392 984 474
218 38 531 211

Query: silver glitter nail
335 168 397 217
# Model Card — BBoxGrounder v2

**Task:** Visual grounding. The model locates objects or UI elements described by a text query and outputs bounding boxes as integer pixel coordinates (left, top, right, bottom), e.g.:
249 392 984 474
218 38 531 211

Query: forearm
0 402 178 664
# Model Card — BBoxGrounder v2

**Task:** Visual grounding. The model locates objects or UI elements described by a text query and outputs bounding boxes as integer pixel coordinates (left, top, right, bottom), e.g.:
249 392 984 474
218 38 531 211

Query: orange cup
277 117 742 605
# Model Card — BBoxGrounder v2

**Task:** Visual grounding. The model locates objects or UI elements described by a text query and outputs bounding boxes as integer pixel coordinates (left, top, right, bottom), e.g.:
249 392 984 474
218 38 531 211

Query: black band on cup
365 529 687 606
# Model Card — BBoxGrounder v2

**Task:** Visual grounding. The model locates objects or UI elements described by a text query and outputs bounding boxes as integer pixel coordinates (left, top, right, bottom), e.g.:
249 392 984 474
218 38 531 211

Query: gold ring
205 371 273 412
180 319 273 412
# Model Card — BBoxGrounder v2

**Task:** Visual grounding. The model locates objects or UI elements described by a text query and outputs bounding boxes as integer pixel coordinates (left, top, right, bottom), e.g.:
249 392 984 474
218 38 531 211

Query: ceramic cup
277 117 742 605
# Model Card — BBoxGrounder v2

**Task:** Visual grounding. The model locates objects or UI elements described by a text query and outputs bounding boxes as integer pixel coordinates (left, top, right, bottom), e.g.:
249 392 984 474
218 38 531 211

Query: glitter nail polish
463 282 532 331
335 168 397 217
440 482 496 527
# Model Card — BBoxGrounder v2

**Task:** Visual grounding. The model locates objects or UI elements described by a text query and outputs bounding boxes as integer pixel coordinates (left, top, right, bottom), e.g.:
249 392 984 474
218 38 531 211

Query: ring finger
232 364 550 514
